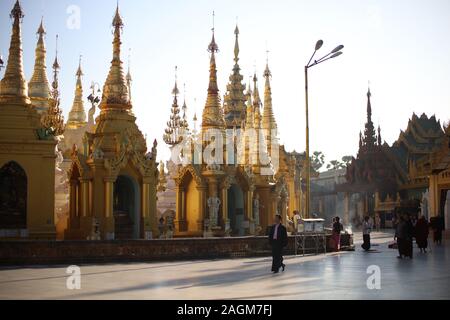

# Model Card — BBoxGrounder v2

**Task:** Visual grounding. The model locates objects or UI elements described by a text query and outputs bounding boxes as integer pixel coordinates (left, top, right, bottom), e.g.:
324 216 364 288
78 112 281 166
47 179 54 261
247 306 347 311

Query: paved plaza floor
0 231 449 300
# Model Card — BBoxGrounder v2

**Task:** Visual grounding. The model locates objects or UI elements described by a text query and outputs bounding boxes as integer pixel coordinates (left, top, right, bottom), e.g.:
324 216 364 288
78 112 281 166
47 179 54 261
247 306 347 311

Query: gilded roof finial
192 97 198 136
112 2 124 29
126 48 132 101
262 47 277 150
67 54 87 129
234 24 239 64
0 0 29 102
51 35 59 93
252 72 261 107
126 48 132 81
202 13 225 130
263 48 271 78
193 110 198 125
223 23 246 128
172 65 179 97
253 72 262 128
76 55 83 77
244 78 254 129
208 11 219 53
11 0 24 20
28 16 51 112
101 4 130 108
37 17 45 35
182 83 189 132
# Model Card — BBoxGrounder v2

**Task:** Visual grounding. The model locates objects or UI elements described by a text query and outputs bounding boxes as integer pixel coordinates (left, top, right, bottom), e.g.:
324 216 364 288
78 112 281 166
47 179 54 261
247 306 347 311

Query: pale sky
1 0 449 166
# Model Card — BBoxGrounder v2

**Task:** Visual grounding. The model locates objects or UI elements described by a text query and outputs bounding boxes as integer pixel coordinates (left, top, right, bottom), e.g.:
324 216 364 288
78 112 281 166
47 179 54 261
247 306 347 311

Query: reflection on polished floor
0 231 448 300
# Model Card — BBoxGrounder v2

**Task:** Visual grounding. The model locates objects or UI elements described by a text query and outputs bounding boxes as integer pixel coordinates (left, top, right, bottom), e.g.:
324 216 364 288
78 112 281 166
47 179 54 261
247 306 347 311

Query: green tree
341 155 353 167
326 160 345 170
310 151 325 172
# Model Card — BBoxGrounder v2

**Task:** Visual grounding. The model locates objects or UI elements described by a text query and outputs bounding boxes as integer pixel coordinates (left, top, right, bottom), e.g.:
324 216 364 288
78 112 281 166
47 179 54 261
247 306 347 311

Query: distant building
336 87 449 229
311 168 347 226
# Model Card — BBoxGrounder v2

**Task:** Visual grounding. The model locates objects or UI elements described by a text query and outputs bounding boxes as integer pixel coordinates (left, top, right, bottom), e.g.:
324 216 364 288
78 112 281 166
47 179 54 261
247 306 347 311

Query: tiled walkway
0 231 448 299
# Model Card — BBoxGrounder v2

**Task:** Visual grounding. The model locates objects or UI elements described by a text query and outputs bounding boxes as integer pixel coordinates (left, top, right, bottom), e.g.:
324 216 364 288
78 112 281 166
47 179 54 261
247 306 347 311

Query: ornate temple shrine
64 6 159 240
0 1 58 239
162 25 304 237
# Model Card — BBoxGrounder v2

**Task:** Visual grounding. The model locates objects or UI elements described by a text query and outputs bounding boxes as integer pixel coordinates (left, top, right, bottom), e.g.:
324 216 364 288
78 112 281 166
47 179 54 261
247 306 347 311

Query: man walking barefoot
268 214 288 273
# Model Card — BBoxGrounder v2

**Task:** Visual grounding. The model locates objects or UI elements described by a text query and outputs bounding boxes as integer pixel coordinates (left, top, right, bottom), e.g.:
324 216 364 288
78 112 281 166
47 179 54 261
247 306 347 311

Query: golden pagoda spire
233 25 239 64
252 73 262 129
181 83 190 133
244 79 254 129
28 17 51 113
41 35 64 136
201 12 225 131
100 4 130 109
66 55 87 129
251 71 269 171
0 0 29 104
262 51 278 153
126 48 132 102
50 35 59 96
242 79 255 165
223 24 246 129
193 111 198 136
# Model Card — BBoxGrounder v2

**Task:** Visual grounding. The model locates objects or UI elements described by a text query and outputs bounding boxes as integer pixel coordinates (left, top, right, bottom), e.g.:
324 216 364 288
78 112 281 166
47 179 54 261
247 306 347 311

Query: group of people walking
394 213 444 258
359 212 443 259
267 212 445 273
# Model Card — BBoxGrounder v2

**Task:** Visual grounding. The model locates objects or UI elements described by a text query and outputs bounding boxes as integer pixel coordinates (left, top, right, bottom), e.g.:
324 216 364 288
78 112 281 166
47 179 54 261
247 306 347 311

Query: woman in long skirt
404 215 414 258
415 215 429 253
395 215 406 259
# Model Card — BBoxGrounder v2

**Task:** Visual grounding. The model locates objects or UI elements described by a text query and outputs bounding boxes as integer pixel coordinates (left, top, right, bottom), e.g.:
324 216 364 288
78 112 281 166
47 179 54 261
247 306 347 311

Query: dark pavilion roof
414 113 442 133
390 113 445 169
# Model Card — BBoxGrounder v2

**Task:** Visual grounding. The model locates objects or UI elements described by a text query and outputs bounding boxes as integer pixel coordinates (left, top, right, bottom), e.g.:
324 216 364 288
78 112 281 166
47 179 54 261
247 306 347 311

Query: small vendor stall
295 218 327 256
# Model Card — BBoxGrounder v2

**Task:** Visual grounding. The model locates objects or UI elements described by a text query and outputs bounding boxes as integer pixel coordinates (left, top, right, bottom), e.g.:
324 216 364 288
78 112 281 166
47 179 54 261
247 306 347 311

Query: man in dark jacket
268 214 288 273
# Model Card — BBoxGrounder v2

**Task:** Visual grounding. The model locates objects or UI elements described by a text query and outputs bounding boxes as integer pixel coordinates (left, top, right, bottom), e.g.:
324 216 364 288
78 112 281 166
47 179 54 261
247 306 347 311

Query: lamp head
330 51 343 59
315 40 324 51
331 45 344 53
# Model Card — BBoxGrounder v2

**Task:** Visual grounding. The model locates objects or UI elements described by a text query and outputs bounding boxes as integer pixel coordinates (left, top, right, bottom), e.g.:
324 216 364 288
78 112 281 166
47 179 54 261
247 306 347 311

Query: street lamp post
304 40 344 218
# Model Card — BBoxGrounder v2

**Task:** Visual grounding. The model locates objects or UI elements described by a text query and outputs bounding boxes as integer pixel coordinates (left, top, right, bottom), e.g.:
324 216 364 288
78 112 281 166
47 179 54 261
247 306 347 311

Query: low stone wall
0 234 353 265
